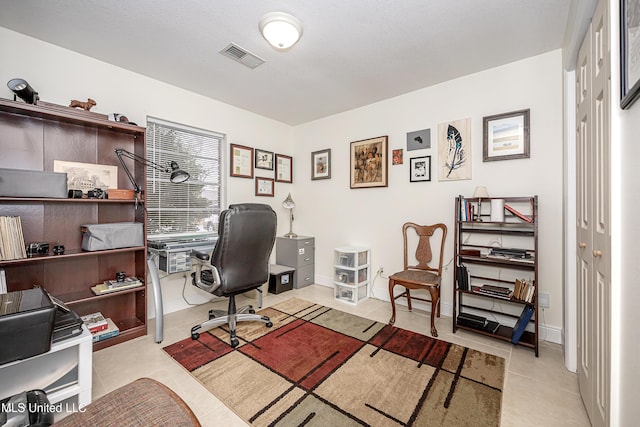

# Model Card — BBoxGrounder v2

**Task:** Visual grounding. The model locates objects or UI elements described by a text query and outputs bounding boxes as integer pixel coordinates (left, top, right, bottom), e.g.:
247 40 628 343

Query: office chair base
191 313 273 346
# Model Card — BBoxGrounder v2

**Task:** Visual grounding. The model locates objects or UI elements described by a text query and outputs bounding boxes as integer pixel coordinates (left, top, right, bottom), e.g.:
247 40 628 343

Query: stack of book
472 284 513 300
0 269 6 294
90 276 143 295
81 311 120 342
513 278 535 303
0 216 27 261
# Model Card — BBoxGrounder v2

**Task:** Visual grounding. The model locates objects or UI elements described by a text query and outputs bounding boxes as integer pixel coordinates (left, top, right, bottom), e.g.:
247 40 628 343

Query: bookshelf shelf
453 195 539 356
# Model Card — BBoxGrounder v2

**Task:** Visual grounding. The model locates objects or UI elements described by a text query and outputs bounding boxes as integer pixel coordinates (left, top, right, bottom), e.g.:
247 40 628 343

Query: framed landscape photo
409 156 431 182
230 144 253 178
621 0 640 109
255 177 274 196
53 160 117 190
255 149 274 170
350 135 388 189
311 149 331 180
483 109 530 162
275 154 293 183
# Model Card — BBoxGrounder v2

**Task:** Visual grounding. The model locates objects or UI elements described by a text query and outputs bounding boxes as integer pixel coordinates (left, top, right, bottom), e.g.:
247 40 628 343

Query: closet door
576 0 610 425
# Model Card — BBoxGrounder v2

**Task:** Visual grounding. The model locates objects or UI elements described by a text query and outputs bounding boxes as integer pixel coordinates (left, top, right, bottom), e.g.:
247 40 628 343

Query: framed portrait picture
621 0 640 109
482 109 530 162
409 156 431 182
392 149 403 165
255 149 274 170
311 149 331 180
438 118 471 181
53 160 118 190
230 144 253 178
350 135 388 189
275 154 293 183
255 177 274 196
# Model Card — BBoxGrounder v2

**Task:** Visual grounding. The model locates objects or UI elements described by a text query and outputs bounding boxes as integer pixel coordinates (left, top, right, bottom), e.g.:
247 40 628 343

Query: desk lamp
115 148 190 206
282 193 297 238
473 186 490 222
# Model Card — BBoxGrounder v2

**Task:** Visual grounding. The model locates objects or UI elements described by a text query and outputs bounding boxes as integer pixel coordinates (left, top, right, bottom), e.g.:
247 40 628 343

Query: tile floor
91 285 590 426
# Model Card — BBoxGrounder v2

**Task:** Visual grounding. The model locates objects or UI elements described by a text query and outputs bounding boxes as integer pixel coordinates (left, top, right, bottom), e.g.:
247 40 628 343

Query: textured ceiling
0 0 587 125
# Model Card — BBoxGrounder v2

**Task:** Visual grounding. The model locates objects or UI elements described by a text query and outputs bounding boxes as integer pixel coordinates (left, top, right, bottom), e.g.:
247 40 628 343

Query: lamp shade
473 186 490 198
282 193 295 209
169 161 190 183
259 12 303 50
7 78 39 104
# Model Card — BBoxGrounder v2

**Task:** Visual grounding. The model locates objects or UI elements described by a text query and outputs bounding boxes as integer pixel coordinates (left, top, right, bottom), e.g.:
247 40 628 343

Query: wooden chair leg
427 287 439 337
406 289 412 311
388 280 397 325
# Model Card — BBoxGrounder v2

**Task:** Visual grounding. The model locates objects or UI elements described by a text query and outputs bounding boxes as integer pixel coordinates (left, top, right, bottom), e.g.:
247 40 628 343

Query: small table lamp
282 193 297 238
473 186 490 222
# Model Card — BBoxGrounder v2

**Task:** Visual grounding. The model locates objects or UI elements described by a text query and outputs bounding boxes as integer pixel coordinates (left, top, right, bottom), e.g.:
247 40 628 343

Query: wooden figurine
69 98 96 111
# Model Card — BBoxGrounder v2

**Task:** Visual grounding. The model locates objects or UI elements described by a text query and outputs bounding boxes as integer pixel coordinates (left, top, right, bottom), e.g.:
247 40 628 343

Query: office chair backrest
210 203 277 295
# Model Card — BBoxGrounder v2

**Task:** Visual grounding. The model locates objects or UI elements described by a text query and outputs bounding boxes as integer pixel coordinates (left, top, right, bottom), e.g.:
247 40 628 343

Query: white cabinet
0 326 92 417
334 247 370 305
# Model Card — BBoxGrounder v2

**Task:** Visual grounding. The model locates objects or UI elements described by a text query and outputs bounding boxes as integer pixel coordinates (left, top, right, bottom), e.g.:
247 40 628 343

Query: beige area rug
164 298 504 426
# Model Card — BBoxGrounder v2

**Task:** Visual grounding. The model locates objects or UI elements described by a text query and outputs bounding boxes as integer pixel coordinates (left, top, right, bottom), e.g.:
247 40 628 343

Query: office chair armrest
190 250 221 293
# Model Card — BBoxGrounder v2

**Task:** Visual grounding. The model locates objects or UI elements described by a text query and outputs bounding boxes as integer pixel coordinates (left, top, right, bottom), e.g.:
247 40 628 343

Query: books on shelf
458 196 476 221
513 278 535 303
0 216 27 261
0 268 6 294
91 276 143 295
472 284 513 300
91 318 119 343
81 311 108 333
504 204 533 223
456 265 469 290
511 305 535 344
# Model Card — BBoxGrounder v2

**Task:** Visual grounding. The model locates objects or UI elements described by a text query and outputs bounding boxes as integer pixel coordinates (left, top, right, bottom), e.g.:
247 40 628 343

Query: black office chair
190 203 276 347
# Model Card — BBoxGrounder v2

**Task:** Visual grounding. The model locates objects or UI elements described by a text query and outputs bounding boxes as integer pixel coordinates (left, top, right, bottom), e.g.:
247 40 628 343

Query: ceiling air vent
220 43 265 69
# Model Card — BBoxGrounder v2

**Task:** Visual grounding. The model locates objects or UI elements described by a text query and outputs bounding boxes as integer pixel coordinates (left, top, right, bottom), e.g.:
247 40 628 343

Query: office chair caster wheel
266 321 273 328
191 332 200 340
230 337 239 347
248 308 255 314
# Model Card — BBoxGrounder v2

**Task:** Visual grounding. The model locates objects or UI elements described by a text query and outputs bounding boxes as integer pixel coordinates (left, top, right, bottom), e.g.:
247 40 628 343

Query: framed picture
482 109 530 162
406 128 431 151
255 149 274 170
438 118 471 181
350 135 388 189
53 160 117 190
230 144 253 178
275 154 293 183
255 177 274 196
621 0 640 109
311 149 331 180
409 156 431 182
392 149 403 165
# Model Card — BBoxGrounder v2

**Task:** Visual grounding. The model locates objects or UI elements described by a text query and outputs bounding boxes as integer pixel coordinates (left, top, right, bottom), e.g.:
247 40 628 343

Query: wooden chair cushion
389 269 441 287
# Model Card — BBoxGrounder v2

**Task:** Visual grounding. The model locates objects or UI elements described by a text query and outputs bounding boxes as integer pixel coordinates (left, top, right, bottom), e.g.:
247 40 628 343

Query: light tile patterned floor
91 285 590 426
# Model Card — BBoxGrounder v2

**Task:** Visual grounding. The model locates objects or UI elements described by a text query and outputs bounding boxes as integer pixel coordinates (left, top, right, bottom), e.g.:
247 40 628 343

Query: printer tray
52 309 84 343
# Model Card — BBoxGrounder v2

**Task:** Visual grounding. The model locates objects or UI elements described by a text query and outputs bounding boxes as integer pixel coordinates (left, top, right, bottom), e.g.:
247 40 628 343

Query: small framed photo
255 149 274 170
230 144 254 178
392 149 403 165
483 109 530 162
311 149 331 180
350 135 388 189
621 0 640 109
409 156 431 182
275 154 293 183
255 177 274 196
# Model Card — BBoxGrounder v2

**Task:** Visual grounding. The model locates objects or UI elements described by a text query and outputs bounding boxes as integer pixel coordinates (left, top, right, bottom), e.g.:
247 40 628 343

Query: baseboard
316 277 563 345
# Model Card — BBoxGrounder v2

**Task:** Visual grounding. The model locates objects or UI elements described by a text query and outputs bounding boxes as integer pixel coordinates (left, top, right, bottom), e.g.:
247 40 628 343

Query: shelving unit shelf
334 246 370 305
453 195 539 356
0 98 148 351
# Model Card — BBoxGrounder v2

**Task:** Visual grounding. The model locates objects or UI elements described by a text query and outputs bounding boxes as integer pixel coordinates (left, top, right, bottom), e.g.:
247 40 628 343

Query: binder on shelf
511 305 535 344
456 265 469 290
504 204 533 223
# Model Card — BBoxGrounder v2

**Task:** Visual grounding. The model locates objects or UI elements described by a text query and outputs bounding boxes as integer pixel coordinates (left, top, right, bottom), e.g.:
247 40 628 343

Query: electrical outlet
538 292 550 308
377 266 384 275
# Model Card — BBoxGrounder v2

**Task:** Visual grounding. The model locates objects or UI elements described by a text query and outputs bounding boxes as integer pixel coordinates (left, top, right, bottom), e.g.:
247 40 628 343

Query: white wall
293 50 565 338
0 27 295 314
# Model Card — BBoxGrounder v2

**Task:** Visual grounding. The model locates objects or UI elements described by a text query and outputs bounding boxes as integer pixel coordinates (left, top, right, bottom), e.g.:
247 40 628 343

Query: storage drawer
295 264 314 289
296 245 314 267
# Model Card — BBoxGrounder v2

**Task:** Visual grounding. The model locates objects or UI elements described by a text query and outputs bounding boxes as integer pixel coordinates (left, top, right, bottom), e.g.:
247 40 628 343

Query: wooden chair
388 222 447 337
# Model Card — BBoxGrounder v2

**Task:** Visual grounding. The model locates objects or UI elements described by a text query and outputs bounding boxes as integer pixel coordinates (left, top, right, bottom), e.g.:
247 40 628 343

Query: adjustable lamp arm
115 148 190 197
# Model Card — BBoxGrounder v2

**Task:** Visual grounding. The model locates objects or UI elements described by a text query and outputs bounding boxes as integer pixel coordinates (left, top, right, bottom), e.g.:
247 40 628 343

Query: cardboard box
0 288 56 364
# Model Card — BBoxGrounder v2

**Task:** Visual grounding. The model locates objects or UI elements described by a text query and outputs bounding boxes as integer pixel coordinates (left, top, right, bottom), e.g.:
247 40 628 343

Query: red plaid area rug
163 298 504 426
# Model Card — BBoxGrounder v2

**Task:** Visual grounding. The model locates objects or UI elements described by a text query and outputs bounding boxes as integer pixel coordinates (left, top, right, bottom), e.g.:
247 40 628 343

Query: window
145 117 225 238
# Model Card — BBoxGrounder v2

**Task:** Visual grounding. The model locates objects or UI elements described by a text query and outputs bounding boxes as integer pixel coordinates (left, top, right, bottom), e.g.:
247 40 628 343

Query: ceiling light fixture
259 12 303 50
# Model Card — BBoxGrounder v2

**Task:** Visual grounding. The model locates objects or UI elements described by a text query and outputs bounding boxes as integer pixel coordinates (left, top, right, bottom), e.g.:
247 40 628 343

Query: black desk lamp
115 148 190 205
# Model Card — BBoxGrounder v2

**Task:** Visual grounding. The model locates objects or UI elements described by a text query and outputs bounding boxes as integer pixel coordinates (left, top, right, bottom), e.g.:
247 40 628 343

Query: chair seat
389 269 440 287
